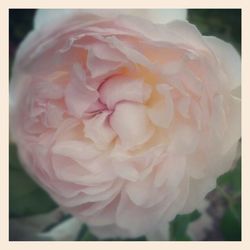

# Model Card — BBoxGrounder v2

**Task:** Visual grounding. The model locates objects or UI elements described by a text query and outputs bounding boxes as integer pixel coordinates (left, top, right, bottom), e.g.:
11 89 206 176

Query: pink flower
10 10 241 239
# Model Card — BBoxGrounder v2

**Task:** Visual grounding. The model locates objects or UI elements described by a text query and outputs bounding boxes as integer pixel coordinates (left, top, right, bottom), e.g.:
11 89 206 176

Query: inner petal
99 75 152 109
110 102 155 149
83 110 116 148
147 84 174 128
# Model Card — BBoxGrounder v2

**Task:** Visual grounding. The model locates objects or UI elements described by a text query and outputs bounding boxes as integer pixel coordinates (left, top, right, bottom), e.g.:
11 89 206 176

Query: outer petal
204 36 241 90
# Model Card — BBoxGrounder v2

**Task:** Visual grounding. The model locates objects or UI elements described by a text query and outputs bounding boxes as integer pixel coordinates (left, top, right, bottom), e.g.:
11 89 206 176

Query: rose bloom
10 10 241 239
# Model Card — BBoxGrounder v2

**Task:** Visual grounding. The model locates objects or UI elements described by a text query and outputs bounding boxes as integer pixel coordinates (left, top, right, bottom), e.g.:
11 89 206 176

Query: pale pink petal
181 69 203 96
51 155 89 183
87 50 122 78
154 156 186 188
99 76 152 109
147 100 173 128
43 103 64 128
165 20 209 51
168 124 200 155
190 100 202 130
86 197 120 226
90 42 126 62
125 176 153 206
211 95 227 137
114 161 139 182
116 192 158 237
222 96 241 154
83 111 116 148
147 84 174 128
177 95 191 118
205 36 241 90
110 102 155 149
181 177 216 214
35 81 64 99
52 140 100 161
107 36 152 67
64 82 98 118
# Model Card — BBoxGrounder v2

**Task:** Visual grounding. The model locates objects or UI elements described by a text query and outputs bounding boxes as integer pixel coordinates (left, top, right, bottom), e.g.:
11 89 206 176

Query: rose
10 9 241 239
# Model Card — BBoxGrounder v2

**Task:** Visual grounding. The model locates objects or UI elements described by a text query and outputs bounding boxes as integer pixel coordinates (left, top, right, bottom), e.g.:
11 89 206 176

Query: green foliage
217 159 241 192
9 144 57 217
188 9 241 53
217 158 241 241
170 210 201 241
220 202 241 241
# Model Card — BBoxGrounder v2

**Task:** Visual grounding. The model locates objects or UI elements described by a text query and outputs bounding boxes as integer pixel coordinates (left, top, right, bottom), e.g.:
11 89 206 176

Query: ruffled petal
205 36 241 90
52 140 100 161
110 102 155 149
83 111 116 147
168 124 200 155
99 75 152 109
64 82 98 118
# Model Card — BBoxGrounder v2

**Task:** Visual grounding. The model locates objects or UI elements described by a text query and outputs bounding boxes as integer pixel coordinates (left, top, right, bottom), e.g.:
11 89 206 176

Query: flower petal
65 82 98 118
83 111 116 147
99 76 152 109
205 36 241 90
110 102 155 149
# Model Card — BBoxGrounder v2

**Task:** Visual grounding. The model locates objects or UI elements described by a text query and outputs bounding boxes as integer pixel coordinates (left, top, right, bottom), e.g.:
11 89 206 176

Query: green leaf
170 210 201 241
216 158 241 241
217 158 241 192
220 203 241 241
77 225 98 241
9 144 58 217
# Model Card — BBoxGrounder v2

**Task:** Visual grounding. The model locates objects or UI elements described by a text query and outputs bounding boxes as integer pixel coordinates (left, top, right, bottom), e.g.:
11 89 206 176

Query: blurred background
9 9 241 241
